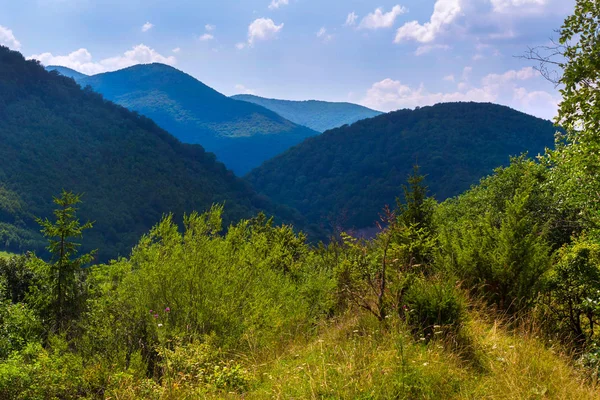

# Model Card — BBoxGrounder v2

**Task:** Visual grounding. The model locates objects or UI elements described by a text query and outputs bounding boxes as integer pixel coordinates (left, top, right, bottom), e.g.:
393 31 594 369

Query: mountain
231 94 383 132
75 64 318 174
0 46 303 260
246 102 557 230
45 65 89 80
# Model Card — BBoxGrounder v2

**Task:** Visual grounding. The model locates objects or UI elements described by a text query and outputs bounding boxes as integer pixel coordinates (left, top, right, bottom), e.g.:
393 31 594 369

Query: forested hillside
75 64 318 174
232 94 383 132
0 46 301 260
247 102 556 230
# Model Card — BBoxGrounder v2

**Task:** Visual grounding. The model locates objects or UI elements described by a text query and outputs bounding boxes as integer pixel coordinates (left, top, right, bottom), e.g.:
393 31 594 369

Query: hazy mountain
76 64 318 174
45 65 89 80
231 94 383 132
246 102 557 230
0 46 303 260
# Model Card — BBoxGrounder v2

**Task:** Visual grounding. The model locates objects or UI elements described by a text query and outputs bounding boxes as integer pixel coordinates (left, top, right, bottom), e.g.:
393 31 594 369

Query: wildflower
149 310 154 314
153 314 159 319
158 323 163 328
165 307 171 312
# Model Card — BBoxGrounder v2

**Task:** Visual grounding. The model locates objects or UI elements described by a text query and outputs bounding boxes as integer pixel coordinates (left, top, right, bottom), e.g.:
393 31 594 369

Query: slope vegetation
247 102 556 230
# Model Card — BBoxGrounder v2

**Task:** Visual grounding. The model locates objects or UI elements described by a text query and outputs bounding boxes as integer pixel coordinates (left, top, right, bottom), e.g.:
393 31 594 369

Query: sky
0 0 575 120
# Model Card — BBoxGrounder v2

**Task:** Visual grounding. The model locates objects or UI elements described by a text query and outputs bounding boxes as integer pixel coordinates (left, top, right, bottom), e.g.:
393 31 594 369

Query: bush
404 277 466 340
437 160 552 311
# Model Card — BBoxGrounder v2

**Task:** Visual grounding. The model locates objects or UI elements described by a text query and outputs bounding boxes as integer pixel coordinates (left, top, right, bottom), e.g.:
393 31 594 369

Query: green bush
404 277 466 340
437 159 552 311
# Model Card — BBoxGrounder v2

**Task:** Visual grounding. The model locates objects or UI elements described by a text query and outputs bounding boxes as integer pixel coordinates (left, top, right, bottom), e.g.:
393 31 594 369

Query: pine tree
36 190 95 332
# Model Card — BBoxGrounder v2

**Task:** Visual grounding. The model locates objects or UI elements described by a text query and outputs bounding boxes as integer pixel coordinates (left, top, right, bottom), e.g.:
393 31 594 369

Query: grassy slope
109 309 599 399
241 314 598 399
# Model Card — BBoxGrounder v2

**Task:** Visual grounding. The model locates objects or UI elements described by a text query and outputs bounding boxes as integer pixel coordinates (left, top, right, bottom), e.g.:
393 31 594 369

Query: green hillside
0 46 301 260
76 64 318 174
247 102 557 230
232 94 383 132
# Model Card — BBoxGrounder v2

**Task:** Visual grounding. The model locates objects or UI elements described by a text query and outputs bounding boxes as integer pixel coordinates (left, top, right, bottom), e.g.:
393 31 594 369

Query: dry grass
107 308 600 399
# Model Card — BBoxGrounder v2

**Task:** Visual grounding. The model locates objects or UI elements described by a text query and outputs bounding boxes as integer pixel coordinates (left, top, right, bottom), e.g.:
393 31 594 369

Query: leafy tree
36 191 95 332
541 235 600 345
528 0 600 228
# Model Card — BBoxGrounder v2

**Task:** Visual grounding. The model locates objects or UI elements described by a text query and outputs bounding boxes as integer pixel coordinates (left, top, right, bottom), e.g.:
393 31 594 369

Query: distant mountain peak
231 94 383 132
45 65 89 80
76 64 318 174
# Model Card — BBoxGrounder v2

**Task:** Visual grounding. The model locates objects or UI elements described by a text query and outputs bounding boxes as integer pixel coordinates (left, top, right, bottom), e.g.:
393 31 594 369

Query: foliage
437 157 554 311
75 64 318 175
542 0 600 229
247 102 556 231
540 235 600 345
232 94 382 133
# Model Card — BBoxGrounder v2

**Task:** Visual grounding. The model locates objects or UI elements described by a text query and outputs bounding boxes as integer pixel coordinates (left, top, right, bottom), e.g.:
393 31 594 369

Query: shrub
404 277 466 340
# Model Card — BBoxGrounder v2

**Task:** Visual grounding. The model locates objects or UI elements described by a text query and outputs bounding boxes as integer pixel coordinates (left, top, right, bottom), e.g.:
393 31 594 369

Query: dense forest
247 102 557 231
0 47 304 261
1 1 600 398
74 64 318 174
231 94 383 132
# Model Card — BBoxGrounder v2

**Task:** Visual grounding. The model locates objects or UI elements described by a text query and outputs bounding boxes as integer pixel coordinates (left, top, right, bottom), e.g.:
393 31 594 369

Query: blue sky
0 0 574 120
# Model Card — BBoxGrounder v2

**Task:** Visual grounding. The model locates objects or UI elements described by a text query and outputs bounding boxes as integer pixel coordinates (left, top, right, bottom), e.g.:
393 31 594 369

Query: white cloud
317 27 333 42
481 66 537 86
345 12 358 27
415 44 450 56
205 24 216 31
235 84 257 95
359 5 408 30
513 86 558 119
235 42 247 50
395 0 462 43
29 44 176 75
172 47 181 53
490 0 547 13
30 48 105 75
0 25 21 50
199 33 214 41
361 65 558 119
141 22 154 32
462 66 473 81
268 0 289 10
247 18 284 45
361 78 495 111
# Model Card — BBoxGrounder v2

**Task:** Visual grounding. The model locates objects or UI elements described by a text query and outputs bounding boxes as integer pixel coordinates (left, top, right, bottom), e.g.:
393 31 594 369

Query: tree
527 0 600 228
36 190 95 332
397 165 434 231
394 165 437 268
